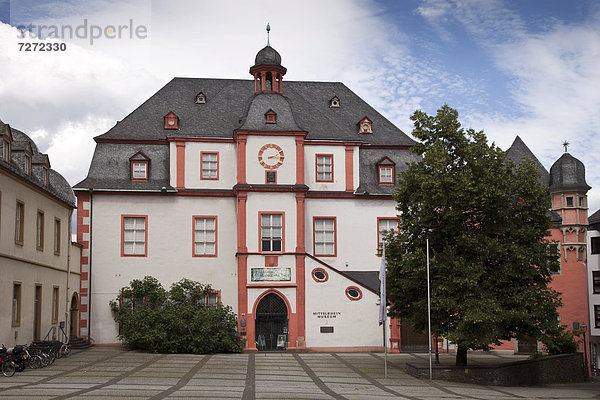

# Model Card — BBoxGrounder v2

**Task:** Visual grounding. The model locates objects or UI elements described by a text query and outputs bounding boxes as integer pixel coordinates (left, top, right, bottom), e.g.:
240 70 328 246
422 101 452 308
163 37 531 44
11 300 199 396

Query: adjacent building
0 120 81 346
587 209 600 372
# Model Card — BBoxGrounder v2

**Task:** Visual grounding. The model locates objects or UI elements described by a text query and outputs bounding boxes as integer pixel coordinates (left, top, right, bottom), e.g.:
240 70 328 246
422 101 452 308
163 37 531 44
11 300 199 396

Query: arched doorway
69 293 79 338
255 293 288 351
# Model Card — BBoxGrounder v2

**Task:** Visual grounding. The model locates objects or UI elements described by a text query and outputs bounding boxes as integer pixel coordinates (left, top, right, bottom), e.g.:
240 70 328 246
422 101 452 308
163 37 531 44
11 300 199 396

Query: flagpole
427 237 432 380
379 242 388 379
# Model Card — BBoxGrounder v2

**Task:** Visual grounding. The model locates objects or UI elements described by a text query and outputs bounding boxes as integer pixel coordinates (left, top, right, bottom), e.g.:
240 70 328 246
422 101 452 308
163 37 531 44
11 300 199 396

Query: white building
0 121 81 346
73 44 420 351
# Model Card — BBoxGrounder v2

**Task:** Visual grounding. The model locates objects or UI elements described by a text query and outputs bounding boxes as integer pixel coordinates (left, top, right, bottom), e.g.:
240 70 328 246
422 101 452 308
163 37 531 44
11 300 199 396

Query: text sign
312 311 341 319
251 267 291 282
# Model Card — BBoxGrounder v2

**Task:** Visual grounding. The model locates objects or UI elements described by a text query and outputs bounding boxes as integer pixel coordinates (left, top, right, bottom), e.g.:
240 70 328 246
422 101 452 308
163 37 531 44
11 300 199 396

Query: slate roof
95 78 415 146
505 136 549 186
589 209 600 231
549 153 591 193
77 74 416 192
344 271 381 293
0 121 76 207
75 142 172 191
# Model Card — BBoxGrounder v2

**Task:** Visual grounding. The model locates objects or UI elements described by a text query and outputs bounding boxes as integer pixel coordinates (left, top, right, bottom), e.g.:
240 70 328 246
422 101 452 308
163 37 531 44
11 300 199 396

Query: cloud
414 0 600 211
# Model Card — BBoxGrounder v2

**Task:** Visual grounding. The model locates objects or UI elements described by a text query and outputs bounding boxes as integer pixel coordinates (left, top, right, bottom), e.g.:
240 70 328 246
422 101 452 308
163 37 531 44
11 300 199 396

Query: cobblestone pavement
1 347 599 399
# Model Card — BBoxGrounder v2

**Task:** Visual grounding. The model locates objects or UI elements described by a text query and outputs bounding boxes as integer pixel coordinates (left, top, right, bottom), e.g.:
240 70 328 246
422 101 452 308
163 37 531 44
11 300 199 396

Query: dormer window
329 96 340 108
265 109 277 124
44 166 49 186
377 157 395 185
2 139 9 162
130 151 150 181
2 125 14 163
25 153 32 175
164 111 179 130
359 117 372 134
195 92 206 104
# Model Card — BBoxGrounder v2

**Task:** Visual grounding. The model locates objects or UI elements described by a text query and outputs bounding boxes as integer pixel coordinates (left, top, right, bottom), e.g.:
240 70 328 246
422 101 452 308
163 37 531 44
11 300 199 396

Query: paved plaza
1 347 599 399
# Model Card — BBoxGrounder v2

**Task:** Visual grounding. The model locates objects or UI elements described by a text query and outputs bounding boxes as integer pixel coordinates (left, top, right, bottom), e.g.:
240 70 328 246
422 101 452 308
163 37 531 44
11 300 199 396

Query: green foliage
110 276 243 353
542 326 579 355
386 105 562 365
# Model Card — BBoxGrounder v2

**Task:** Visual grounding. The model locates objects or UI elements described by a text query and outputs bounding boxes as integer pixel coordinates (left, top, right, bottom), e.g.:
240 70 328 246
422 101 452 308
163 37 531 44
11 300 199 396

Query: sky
1 0 599 215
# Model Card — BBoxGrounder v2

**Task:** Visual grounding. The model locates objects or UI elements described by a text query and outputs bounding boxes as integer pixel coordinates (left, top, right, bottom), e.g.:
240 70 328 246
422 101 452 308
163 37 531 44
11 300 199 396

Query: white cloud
414 0 600 211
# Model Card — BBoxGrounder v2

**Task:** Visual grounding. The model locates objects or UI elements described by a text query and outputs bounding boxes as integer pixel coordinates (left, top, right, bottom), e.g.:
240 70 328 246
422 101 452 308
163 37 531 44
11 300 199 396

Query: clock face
258 143 285 170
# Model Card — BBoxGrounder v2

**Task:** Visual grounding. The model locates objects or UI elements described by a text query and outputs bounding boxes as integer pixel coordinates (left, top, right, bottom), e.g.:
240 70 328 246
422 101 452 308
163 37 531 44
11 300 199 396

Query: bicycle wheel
28 355 42 369
60 344 70 358
2 360 16 377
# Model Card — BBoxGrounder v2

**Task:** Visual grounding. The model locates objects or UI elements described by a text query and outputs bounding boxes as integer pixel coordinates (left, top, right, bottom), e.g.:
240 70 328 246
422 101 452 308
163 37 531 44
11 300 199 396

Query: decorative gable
195 92 206 104
129 151 150 181
164 111 179 130
358 117 372 134
32 154 50 186
329 96 340 108
265 109 277 124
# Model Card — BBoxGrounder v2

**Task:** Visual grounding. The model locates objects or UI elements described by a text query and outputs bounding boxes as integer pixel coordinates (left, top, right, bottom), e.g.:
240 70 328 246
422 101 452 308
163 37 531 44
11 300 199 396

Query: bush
542 325 579 355
110 276 243 353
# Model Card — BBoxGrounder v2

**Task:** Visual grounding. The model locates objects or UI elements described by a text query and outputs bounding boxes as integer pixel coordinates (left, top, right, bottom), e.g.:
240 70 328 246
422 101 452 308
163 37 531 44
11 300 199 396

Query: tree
110 276 243 353
386 105 561 366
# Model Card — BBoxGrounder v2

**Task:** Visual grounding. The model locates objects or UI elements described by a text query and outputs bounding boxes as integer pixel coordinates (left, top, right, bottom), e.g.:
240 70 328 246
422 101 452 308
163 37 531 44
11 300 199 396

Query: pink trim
176 141 185 189
315 153 334 183
120 215 148 257
192 215 218 257
200 151 219 181
164 111 179 130
265 170 277 184
296 136 305 185
377 217 399 256
378 164 395 185
345 145 354 192
311 268 329 283
258 211 285 254
345 286 363 301
130 160 149 181
312 216 337 257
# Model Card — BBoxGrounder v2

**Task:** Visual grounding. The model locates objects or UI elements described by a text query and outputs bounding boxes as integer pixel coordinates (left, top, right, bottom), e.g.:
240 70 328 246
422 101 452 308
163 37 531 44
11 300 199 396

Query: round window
311 268 328 282
345 286 362 301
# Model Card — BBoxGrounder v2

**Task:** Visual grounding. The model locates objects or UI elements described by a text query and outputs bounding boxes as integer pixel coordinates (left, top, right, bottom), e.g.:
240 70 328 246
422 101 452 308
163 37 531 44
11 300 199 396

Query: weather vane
266 23 270 46
562 140 569 153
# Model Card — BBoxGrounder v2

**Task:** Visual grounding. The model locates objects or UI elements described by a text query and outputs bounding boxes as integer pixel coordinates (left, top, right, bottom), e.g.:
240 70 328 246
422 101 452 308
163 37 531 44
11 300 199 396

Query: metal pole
427 238 432 380
383 319 388 378
583 328 588 380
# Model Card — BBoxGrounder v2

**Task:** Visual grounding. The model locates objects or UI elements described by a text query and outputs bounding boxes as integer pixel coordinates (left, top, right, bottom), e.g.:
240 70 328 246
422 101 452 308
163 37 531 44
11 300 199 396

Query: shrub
110 276 243 353
542 325 579 355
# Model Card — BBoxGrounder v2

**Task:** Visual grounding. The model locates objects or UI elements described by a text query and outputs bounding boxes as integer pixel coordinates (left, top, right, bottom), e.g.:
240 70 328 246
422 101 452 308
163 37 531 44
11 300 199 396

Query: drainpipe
87 188 93 344
66 208 73 341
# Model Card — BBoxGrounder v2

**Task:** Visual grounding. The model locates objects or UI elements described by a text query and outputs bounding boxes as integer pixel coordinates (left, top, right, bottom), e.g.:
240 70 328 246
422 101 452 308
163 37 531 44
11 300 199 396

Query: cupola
549 152 591 194
250 24 287 94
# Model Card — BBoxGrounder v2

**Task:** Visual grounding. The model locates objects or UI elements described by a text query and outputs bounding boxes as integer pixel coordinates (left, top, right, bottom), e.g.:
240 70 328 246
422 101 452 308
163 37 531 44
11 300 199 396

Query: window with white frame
591 237 600 255
261 213 283 252
378 218 397 253
316 154 333 182
595 305 600 328
379 166 394 184
193 216 216 256
122 216 147 256
314 218 336 256
132 161 147 180
201 152 218 180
